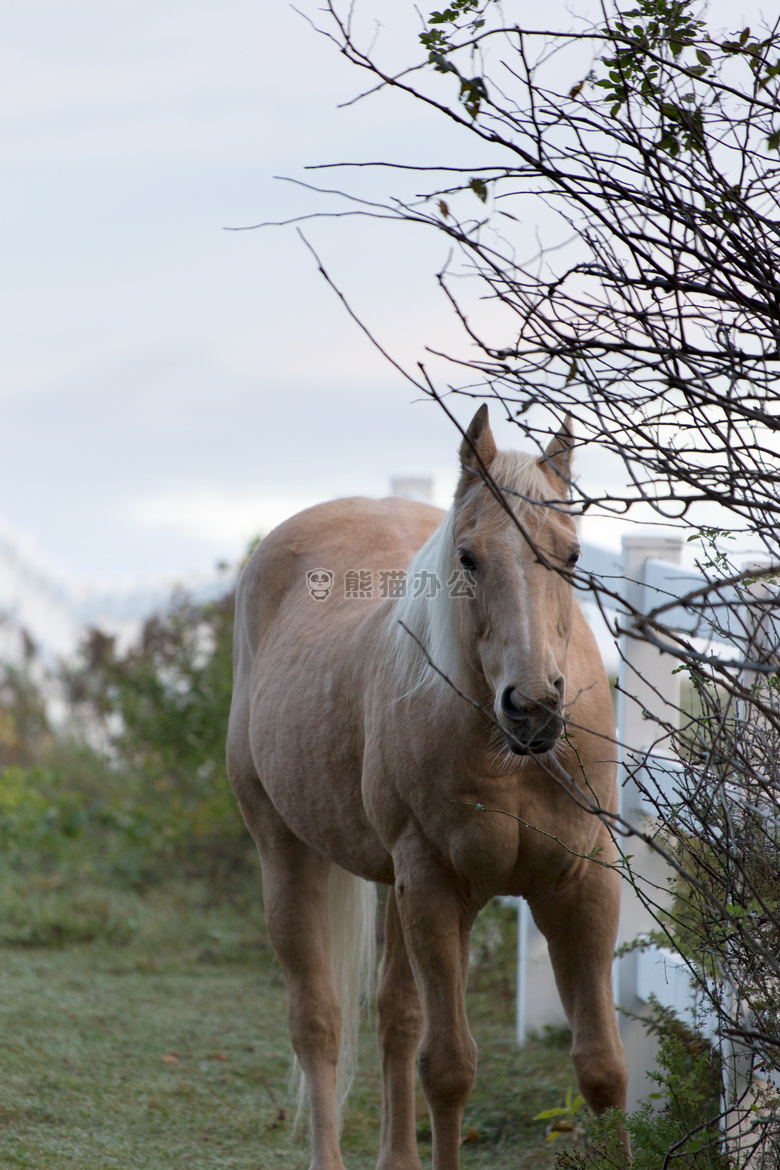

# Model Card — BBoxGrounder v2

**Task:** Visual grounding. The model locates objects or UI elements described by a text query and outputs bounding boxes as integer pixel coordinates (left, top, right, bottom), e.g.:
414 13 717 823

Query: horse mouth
504 732 559 757
501 713 564 756
497 696 565 758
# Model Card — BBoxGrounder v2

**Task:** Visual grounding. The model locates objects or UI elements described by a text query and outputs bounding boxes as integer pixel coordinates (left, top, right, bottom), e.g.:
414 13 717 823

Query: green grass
0 876 575 1169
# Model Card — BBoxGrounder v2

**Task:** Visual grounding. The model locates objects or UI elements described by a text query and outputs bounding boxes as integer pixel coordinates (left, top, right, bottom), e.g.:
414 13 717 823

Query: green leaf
469 177 488 201
430 51 458 75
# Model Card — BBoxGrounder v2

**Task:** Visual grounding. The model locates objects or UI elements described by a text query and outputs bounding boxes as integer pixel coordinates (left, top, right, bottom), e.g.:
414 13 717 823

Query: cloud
128 489 323 547
6 0 757 590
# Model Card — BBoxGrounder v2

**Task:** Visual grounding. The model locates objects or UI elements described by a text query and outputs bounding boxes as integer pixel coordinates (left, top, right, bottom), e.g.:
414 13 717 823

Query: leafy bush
0 577 257 906
555 1006 727 1170
0 871 138 947
0 765 87 850
61 588 251 882
470 896 517 970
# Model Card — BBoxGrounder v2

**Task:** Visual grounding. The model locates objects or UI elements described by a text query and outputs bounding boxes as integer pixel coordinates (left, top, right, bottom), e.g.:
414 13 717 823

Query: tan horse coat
227 408 627 1170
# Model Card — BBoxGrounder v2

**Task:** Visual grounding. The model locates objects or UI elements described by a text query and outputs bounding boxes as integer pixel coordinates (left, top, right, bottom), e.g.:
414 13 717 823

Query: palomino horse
227 407 627 1169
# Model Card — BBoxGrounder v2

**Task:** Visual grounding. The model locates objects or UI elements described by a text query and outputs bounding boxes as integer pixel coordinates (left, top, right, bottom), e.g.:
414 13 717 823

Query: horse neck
389 511 471 696
375 590 498 765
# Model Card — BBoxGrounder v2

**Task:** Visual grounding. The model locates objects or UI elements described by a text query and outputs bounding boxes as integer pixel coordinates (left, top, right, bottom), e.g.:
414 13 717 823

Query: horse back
234 496 444 656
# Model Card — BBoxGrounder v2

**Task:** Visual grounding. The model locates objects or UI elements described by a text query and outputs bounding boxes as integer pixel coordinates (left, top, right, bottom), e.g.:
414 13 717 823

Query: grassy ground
0 873 576 1169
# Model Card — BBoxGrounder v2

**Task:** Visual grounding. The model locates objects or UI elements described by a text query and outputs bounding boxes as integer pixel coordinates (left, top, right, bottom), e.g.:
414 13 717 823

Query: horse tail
329 865 377 1125
292 865 377 1132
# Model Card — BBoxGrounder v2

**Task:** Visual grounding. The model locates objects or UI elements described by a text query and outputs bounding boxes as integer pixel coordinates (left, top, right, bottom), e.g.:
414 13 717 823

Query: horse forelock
391 450 563 702
477 450 562 533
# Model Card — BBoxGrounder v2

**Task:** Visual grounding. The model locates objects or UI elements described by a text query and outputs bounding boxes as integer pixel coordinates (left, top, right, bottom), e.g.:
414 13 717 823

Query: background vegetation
0 585 583 1168
7 0 779 1161
0 578 749 1168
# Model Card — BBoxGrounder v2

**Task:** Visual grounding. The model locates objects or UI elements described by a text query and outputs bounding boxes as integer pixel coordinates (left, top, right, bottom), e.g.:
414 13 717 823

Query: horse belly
248 663 394 884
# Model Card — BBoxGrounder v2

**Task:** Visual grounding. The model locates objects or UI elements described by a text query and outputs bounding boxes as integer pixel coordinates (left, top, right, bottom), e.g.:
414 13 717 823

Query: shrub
555 1006 727 1170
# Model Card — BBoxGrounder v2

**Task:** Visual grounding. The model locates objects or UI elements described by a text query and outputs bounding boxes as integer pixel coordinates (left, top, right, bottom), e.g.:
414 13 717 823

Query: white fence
0 524 232 665
515 532 769 1114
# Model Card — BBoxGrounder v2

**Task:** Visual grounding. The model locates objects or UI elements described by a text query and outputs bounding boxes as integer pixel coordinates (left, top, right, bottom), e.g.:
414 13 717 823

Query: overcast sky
1 0 756 586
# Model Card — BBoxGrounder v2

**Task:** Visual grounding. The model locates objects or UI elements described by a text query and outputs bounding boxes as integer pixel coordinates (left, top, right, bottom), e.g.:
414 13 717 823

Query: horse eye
458 548 478 572
566 550 580 569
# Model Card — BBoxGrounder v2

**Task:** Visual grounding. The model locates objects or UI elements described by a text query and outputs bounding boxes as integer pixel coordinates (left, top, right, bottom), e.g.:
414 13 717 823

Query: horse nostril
552 676 565 706
500 686 524 721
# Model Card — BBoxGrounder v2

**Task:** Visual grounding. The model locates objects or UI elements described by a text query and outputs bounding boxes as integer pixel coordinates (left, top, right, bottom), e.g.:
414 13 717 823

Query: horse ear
458 405 497 493
538 415 574 492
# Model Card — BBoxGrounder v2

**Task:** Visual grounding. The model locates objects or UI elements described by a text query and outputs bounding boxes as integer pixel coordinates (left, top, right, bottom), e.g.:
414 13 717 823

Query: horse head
453 406 580 757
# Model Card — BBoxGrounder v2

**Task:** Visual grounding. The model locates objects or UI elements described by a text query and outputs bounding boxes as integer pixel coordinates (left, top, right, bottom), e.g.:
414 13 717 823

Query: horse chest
362 744 525 890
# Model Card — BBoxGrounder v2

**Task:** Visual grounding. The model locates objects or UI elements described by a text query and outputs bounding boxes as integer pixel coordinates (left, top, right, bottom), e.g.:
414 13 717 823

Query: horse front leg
529 858 628 1121
393 850 478 1170
377 885 424 1170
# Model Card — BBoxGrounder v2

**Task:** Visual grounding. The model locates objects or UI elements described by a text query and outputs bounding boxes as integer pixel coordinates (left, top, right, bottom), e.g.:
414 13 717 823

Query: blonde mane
392 450 556 698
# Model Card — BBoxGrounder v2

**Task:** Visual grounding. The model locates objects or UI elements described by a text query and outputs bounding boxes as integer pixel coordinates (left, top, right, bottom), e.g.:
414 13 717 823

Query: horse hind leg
376 885 424 1170
228 698 376 1164
260 834 347 1170
227 699 344 1165
269 855 376 1168
228 750 350 1170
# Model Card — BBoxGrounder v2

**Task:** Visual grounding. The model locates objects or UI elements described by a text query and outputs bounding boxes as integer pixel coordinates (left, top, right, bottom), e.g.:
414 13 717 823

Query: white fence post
614 533 685 1112
515 899 569 1044
721 564 777 1161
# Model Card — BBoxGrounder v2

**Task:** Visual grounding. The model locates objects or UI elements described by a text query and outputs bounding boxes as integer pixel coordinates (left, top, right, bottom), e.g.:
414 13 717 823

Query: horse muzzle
498 685 564 756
